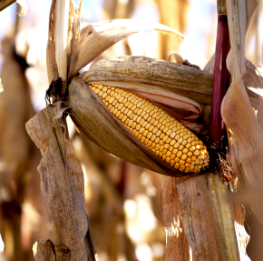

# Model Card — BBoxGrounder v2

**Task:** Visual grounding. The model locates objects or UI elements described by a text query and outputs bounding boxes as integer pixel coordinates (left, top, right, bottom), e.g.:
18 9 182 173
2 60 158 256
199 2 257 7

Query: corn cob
90 84 209 173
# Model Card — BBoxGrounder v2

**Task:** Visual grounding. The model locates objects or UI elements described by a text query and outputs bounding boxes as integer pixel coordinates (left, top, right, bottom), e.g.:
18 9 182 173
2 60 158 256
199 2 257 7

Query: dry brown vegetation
0 0 263 261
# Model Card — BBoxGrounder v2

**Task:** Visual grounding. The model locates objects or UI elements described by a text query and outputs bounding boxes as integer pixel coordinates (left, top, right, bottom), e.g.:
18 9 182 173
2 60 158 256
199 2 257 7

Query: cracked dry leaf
26 103 90 261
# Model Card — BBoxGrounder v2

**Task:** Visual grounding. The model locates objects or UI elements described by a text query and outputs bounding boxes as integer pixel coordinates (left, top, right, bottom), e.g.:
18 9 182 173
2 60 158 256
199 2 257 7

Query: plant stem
209 14 230 146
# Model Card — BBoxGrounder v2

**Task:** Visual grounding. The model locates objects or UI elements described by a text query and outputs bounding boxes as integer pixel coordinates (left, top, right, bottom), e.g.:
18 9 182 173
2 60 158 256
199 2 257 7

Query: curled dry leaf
25 103 89 260
82 56 213 118
204 55 263 110
72 19 184 75
222 0 263 222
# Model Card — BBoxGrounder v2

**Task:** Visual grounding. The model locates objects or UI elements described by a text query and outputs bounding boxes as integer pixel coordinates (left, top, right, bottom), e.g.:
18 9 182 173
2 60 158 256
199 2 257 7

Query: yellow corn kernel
90 84 209 173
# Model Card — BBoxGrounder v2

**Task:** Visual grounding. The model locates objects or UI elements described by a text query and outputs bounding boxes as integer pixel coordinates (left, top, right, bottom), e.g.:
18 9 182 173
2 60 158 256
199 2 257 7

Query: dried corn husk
82 56 213 108
68 52 214 177
68 76 186 177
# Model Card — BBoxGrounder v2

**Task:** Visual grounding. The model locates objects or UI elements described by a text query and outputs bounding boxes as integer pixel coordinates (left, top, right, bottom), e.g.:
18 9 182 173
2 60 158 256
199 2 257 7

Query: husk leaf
83 56 212 105
72 19 184 75
68 76 194 177
221 0 263 222
82 56 214 120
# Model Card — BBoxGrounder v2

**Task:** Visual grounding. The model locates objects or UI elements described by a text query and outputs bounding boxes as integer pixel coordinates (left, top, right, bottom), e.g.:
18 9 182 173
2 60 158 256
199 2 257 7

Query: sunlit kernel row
90 84 209 173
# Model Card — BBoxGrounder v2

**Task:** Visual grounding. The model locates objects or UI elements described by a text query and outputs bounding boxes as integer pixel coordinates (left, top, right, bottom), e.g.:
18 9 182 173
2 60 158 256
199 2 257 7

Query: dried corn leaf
72 19 184 75
25 103 89 260
222 1 263 221
68 76 189 177
204 55 263 110
225 0 257 77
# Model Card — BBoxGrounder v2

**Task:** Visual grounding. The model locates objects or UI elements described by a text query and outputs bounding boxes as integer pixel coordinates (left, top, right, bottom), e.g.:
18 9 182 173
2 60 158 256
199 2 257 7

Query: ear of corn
90 84 209 174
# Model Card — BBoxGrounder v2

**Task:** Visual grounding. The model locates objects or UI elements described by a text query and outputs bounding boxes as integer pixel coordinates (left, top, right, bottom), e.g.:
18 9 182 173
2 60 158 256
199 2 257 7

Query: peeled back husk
69 77 191 177
82 56 213 111
68 56 213 176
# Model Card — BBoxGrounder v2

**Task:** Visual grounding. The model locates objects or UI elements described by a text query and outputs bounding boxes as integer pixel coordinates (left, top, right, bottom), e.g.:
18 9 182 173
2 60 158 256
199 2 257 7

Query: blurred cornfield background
0 0 262 260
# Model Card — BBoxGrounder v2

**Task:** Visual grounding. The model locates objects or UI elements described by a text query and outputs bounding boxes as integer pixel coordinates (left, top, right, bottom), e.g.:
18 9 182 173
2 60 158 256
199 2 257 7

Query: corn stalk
161 176 190 261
